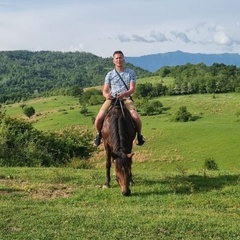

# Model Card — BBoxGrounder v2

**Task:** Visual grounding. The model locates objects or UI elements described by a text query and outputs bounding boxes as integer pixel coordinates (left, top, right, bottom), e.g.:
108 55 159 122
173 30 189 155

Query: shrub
0 112 95 167
172 106 193 122
23 106 35 118
204 157 219 170
203 157 219 178
141 100 163 116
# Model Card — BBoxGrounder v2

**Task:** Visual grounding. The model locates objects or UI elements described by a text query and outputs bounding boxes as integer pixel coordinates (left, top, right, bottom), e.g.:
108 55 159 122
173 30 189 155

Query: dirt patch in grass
31 184 73 200
0 179 73 200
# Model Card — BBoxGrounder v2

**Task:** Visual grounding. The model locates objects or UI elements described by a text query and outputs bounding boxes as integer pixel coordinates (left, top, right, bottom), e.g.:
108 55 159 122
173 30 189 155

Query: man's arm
102 83 113 100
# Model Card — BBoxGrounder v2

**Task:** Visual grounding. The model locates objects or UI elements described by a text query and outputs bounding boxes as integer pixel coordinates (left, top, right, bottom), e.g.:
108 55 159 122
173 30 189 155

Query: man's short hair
113 50 124 57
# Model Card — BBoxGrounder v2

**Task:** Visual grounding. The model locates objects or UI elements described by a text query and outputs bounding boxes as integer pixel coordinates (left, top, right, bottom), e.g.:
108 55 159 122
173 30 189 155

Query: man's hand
117 92 126 100
105 93 113 100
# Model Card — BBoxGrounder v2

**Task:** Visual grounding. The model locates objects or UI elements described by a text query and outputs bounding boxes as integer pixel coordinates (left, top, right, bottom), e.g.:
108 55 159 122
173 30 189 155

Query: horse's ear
127 153 134 158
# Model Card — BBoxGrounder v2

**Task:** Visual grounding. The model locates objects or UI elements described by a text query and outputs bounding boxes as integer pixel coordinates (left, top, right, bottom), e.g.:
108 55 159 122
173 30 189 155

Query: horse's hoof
102 184 110 189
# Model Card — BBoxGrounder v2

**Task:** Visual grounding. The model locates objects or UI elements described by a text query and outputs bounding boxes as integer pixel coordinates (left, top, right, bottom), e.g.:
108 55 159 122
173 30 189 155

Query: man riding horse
94 50 145 146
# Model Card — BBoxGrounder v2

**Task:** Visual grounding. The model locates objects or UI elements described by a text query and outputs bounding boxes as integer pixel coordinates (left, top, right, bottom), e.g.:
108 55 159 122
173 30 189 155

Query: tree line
1 51 240 105
157 62 240 95
1 51 240 106
0 50 151 104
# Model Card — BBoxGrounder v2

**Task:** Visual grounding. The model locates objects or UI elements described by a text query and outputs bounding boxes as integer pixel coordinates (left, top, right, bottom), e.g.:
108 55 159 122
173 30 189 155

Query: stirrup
137 134 145 146
94 133 102 146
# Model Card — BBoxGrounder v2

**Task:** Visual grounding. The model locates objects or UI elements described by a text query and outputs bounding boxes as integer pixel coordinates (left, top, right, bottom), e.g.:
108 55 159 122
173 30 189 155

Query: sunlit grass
0 167 239 239
2 79 240 239
4 92 240 170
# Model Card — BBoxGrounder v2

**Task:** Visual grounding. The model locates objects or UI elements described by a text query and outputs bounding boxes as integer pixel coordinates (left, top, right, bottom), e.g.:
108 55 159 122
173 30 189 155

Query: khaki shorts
99 98 136 112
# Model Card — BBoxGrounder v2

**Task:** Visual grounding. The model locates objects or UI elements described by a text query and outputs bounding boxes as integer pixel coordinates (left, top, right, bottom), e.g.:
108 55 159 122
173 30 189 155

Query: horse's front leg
103 147 111 188
130 171 134 186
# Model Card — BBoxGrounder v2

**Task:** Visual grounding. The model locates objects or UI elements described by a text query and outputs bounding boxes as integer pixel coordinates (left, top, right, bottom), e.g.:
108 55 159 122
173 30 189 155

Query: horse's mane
109 107 132 153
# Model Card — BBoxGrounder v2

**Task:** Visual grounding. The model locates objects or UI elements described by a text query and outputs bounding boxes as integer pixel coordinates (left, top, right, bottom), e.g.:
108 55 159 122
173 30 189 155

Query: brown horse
101 100 136 196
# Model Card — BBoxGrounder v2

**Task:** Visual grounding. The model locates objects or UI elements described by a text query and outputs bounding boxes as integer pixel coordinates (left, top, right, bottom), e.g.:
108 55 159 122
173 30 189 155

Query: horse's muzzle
122 189 131 196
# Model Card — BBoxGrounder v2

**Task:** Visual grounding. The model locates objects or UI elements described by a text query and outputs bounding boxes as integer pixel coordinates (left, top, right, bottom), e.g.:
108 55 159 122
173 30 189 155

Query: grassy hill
4 92 240 171
1 92 240 239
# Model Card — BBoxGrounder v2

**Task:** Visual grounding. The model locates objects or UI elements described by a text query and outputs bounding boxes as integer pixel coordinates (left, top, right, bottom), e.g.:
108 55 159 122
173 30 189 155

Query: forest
1 50 240 105
0 50 151 103
157 62 240 95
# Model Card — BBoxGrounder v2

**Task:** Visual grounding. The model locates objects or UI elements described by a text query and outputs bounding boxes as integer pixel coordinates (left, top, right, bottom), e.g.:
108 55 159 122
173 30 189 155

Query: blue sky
1 0 240 57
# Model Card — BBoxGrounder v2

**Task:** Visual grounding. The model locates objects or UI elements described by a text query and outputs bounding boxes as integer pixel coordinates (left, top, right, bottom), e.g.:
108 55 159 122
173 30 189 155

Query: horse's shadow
130 173 240 196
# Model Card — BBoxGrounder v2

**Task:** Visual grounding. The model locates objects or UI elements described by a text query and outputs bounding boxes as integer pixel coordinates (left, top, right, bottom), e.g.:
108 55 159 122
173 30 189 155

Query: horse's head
112 152 134 196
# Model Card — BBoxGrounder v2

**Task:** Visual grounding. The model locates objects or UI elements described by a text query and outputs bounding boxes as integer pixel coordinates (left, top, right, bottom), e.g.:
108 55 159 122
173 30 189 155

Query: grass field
4 92 240 170
0 167 239 239
1 92 240 239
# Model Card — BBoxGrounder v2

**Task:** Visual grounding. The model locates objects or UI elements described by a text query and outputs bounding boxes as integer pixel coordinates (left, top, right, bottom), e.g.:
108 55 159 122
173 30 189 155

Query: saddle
106 98 135 128
110 98 124 108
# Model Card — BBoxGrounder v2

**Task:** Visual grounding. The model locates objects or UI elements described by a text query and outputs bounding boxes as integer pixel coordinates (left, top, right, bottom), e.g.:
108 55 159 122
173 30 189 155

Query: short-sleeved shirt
104 68 136 97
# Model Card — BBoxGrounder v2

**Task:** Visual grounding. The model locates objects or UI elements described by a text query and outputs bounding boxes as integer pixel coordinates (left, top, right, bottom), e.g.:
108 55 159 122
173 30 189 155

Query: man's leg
124 99 145 146
94 110 105 133
94 100 111 146
129 110 145 145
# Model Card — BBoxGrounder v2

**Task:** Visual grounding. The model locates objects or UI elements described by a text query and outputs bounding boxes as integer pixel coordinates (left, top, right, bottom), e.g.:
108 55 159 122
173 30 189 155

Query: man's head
113 50 124 67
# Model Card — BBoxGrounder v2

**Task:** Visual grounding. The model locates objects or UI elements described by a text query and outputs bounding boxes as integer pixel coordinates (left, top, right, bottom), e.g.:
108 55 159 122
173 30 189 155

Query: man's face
113 53 124 67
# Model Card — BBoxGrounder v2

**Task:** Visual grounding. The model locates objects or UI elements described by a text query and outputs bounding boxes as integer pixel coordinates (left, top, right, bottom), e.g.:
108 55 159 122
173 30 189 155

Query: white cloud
1 0 240 56
214 32 232 45
117 32 169 44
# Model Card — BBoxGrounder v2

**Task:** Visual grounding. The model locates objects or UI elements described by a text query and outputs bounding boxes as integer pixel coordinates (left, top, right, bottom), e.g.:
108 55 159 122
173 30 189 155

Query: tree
23 106 35 118
0 50 151 104
67 85 84 97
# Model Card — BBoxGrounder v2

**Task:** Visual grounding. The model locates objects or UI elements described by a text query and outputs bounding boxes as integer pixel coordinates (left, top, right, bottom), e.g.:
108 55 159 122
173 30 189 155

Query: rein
113 98 125 119
110 98 135 130
119 100 125 119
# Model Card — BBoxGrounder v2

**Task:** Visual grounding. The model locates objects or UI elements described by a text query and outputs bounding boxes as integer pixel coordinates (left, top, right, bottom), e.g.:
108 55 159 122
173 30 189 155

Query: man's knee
99 113 105 121
130 110 139 120
95 111 105 123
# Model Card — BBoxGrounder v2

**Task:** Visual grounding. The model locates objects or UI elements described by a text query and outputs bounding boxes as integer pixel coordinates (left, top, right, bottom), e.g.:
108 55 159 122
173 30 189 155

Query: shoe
137 134 145 146
94 133 102 146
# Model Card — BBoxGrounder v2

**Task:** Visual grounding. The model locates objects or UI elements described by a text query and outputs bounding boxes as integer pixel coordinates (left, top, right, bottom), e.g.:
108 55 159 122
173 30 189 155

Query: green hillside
4 92 240 171
1 91 240 239
0 50 151 103
1 52 240 240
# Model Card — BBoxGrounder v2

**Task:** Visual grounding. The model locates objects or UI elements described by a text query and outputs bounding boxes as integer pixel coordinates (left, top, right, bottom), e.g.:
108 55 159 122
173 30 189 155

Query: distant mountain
125 50 240 72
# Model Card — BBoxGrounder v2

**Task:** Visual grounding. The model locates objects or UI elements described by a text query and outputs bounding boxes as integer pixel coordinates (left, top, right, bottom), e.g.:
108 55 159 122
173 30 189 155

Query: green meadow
1 92 240 239
4 92 240 170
